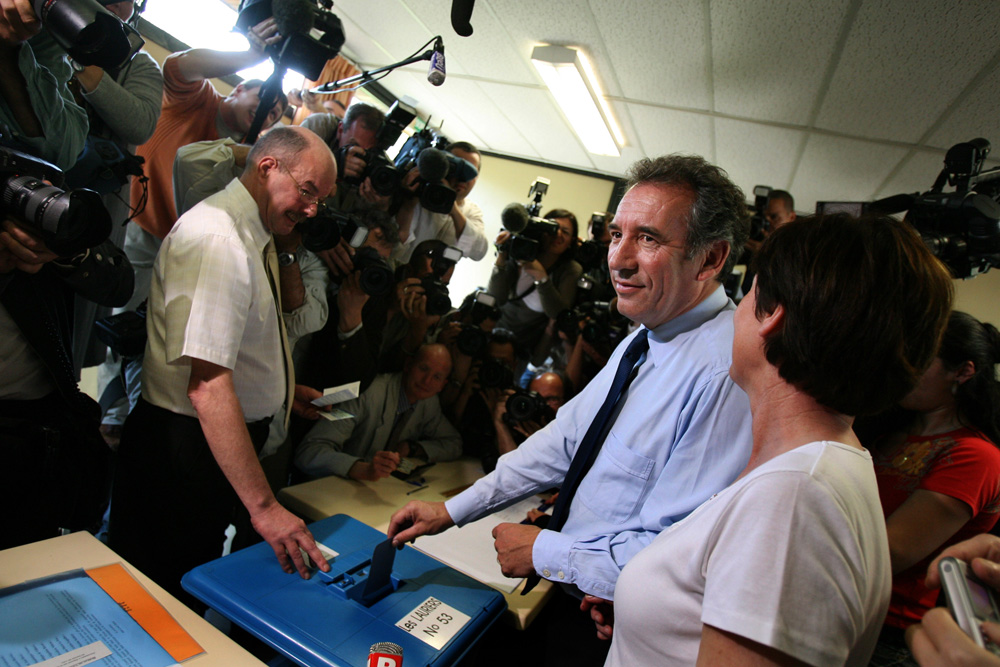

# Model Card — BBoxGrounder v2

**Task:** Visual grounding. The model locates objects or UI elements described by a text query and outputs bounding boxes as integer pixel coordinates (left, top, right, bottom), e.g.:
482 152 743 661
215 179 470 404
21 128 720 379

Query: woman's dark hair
543 208 579 260
941 311 1000 444
753 212 954 416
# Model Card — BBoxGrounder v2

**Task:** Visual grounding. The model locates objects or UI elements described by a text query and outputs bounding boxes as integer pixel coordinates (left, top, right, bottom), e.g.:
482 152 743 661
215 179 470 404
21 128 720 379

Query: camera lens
2 176 110 256
456 326 487 357
299 213 342 252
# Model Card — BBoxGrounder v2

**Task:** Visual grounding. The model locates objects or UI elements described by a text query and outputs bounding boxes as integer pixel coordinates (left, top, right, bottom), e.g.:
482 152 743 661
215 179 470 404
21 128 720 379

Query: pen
406 485 429 495
405 477 426 487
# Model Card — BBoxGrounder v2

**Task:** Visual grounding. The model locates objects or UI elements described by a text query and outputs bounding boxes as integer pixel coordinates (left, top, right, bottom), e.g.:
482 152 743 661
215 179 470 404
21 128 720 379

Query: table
278 459 554 630
0 532 265 666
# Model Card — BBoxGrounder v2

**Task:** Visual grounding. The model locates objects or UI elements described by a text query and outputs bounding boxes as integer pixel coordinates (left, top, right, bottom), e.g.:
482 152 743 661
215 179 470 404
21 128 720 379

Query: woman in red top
866 310 1000 664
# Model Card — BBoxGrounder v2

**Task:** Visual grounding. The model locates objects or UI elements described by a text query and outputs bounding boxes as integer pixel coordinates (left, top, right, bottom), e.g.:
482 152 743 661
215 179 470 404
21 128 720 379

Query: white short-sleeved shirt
606 441 891 667
141 178 285 421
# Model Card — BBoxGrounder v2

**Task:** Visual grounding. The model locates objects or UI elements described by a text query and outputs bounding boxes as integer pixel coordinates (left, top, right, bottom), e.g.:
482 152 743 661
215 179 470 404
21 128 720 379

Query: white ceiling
319 0 1000 214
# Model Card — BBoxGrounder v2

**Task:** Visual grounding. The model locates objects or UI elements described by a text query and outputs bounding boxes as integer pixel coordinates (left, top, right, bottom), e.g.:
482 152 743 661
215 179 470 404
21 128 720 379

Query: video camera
35 0 144 70
816 138 1000 278
555 300 628 347
235 0 345 81
393 129 477 215
336 101 417 197
497 178 559 262
504 388 554 425
418 244 462 316
0 142 111 257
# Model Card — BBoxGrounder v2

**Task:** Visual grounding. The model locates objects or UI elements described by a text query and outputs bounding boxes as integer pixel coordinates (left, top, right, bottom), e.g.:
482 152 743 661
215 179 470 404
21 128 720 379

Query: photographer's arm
174 18 278 83
75 52 163 146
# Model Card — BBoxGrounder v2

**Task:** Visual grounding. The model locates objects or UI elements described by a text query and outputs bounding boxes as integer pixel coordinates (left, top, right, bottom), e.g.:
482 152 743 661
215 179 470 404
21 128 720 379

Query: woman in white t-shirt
597 213 954 666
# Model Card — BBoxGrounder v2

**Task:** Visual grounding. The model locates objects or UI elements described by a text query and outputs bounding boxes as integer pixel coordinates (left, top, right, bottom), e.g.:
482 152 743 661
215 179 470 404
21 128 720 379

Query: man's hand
907 607 1000 667
341 145 368 181
0 219 58 273
337 270 369 331
926 534 1000 590
387 500 454 548
245 17 280 57
291 384 328 420
581 595 615 641
250 502 330 578
349 451 400 482
316 239 355 278
358 177 391 211
0 0 40 44
491 522 540 578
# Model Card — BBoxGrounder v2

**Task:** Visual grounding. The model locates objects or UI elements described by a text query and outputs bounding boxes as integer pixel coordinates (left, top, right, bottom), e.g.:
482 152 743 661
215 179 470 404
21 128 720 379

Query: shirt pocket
577 431 655 524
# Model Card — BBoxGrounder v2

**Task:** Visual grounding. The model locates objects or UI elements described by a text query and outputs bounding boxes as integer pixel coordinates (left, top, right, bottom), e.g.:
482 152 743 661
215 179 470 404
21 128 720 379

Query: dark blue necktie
521 328 650 594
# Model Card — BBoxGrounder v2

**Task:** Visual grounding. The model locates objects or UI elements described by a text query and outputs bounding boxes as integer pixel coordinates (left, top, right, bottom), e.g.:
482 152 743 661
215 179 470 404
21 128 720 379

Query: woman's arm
885 489 973 575
697 625 810 667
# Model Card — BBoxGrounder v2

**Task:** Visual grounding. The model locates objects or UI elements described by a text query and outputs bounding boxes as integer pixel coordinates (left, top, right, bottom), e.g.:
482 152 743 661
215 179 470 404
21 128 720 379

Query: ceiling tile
715 119 806 200
815 0 1000 143
625 104 715 161
710 0 853 125
791 134 909 214
927 65 1000 153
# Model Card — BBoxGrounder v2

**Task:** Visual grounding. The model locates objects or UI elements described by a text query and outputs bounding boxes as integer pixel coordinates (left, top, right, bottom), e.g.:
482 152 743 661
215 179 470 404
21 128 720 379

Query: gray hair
625 154 748 282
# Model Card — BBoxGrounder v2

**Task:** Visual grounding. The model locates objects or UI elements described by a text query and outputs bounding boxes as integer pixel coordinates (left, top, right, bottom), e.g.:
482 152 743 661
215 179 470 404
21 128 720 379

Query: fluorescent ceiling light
531 44 623 157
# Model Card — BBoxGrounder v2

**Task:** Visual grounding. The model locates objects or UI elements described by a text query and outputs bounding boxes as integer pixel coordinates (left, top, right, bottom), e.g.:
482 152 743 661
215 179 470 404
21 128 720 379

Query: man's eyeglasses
277 161 322 207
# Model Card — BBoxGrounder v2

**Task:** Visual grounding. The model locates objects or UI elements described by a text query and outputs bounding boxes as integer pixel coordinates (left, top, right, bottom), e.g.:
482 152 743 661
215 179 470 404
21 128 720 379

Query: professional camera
393 129 478 214
235 0 345 81
299 207 369 253
35 0 144 70
0 143 111 256
555 301 628 347
336 101 417 196
747 185 773 242
497 178 558 263
347 246 394 296
94 299 147 357
478 357 514 389
417 244 462 316
454 290 500 357
575 239 606 272
504 388 554 425
817 138 1000 278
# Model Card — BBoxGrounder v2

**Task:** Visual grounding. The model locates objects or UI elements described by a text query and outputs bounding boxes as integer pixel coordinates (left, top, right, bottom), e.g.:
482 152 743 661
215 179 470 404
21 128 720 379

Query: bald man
110 126 337 605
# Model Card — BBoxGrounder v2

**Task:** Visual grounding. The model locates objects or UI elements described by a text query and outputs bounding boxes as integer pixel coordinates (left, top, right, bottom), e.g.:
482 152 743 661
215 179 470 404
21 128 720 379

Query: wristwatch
277 252 298 267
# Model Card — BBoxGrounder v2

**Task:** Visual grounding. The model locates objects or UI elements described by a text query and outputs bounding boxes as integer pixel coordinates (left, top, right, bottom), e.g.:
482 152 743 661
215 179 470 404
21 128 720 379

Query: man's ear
695 240 729 282
759 303 785 339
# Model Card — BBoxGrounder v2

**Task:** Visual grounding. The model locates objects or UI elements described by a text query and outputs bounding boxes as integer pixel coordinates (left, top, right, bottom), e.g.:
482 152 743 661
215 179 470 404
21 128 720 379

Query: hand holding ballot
388 501 455 548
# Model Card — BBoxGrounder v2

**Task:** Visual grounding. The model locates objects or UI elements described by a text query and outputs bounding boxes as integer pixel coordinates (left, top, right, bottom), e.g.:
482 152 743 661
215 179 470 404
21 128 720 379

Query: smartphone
939 556 1000 653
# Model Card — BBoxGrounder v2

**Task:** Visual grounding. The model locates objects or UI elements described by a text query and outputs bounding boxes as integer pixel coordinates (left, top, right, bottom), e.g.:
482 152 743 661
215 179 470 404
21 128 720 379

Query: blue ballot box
182 514 507 666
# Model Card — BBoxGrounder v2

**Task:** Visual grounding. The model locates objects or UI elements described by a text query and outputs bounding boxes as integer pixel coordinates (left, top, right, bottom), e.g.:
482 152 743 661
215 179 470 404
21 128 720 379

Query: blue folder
182 514 507 666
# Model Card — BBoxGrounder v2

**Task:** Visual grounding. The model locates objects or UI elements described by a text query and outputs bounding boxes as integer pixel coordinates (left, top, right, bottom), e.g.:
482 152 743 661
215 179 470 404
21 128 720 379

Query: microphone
451 0 474 37
501 203 530 233
427 37 446 86
272 0 315 39
417 148 451 182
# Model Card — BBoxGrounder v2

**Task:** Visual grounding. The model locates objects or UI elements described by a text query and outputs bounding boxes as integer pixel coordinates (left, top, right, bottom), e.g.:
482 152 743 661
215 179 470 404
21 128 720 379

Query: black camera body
35 0 144 70
456 324 487 357
504 388 554 425
299 208 369 253
498 178 557 262
350 246 394 296
478 357 514 389
235 0 345 80
747 185 773 242
94 299 147 357
556 301 628 347
335 101 418 197
0 143 111 257
575 239 606 272
420 276 451 316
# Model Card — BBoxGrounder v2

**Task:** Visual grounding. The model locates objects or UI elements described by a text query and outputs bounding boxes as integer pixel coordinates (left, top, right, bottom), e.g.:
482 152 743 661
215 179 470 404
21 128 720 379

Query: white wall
448 153 618 301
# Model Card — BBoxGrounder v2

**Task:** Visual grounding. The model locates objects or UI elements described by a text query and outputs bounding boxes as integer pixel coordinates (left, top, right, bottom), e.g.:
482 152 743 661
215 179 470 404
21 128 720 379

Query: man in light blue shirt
388 154 753 658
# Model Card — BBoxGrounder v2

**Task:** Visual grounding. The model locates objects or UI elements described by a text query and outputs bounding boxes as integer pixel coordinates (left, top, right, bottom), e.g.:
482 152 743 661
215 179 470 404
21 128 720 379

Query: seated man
295 343 462 481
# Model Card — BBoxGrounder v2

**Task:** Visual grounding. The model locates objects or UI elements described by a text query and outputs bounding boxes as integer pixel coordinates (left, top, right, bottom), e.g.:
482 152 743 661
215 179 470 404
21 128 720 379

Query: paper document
0 565 201 667
316 408 353 422
413 496 552 594
311 381 360 407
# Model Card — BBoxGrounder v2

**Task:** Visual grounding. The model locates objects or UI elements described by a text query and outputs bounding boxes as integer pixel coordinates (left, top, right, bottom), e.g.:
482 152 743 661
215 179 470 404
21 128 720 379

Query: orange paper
86 563 204 662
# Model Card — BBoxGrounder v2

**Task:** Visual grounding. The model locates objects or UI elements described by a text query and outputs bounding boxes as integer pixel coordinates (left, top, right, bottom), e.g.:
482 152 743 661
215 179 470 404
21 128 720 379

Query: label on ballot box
396 596 471 649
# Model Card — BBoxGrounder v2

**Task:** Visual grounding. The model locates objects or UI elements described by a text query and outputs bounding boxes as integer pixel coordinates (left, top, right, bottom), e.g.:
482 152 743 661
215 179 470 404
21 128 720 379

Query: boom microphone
427 37 446 86
501 203 530 233
451 0 474 37
272 0 315 38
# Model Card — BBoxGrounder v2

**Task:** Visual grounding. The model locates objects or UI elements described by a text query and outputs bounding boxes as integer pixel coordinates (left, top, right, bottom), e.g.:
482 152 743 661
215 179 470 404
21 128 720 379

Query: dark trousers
0 394 110 550
108 398 269 608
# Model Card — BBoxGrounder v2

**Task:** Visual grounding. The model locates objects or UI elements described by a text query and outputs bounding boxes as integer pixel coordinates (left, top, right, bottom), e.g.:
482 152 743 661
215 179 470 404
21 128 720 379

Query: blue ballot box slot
182 514 506 666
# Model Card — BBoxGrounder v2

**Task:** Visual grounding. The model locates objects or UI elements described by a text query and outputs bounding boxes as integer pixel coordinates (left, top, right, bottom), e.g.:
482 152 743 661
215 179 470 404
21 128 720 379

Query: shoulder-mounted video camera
393 128 477 215
235 0 345 81
497 178 558 263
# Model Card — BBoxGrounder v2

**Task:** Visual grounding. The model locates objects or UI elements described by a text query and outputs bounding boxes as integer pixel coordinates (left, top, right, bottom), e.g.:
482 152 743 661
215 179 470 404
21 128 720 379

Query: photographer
485 369 567 473
1 0 135 549
66 0 162 380
393 141 489 264
489 208 583 368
